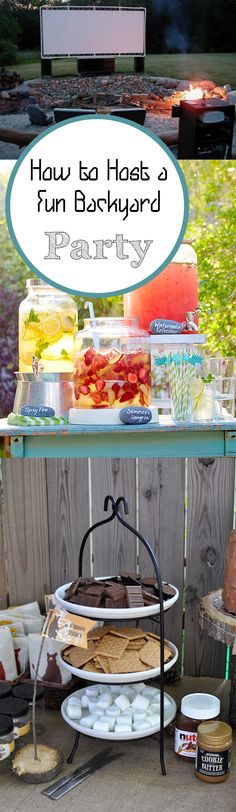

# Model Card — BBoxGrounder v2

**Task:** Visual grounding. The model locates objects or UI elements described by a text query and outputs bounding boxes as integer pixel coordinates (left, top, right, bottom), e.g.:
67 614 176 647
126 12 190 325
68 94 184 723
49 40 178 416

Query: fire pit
172 98 235 158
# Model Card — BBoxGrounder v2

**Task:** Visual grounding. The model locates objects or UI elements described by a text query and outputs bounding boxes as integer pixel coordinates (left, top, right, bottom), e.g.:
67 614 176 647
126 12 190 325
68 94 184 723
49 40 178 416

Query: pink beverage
73 318 151 408
124 243 198 332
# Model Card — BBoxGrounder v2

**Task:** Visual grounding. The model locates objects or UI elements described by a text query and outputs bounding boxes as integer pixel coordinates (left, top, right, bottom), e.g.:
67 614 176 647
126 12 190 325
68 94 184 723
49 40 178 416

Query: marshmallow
148 713 160 727
132 694 150 710
88 700 100 714
97 699 112 712
100 693 112 706
85 686 99 697
106 706 121 718
93 719 111 733
81 714 98 729
81 695 89 708
133 682 146 692
115 721 132 732
133 711 147 721
67 704 82 720
142 687 159 698
116 715 133 726
133 720 152 731
99 715 116 732
121 708 134 717
67 697 81 708
115 694 131 711
110 686 121 694
99 685 111 694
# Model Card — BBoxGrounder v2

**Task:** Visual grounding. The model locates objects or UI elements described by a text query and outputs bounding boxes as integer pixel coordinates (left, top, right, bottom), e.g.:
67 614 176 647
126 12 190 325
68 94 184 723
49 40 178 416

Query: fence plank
185 457 235 677
138 459 185 660
1 460 50 607
0 462 7 609
90 459 137 576
46 459 90 590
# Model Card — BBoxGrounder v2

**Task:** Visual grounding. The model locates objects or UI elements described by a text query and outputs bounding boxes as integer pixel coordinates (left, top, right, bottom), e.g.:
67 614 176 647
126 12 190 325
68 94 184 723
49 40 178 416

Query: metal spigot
185 311 199 332
32 356 44 374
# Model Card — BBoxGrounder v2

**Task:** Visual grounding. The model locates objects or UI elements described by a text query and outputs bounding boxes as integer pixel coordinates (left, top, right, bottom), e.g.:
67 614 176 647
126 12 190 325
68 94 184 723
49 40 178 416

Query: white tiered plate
61 686 176 740
55 578 179 620
59 640 178 684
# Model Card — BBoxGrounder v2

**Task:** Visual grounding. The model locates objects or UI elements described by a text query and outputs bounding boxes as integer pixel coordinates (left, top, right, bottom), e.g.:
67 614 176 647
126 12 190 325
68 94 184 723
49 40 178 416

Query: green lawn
5 52 236 87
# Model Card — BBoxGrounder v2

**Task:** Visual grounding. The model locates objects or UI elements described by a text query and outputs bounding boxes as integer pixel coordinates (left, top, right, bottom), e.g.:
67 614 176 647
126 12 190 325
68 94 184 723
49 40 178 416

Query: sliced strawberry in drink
139 392 145 406
84 348 96 366
79 384 90 395
100 391 109 402
90 392 102 405
95 380 105 392
138 367 148 382
92 354 107 375
119 389 134 403
128 372 138 384
112 382 120 396
74 388 80 400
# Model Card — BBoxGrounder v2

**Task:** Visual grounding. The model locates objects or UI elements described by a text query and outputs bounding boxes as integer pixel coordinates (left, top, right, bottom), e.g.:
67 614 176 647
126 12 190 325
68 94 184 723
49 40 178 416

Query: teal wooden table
1 417 236 458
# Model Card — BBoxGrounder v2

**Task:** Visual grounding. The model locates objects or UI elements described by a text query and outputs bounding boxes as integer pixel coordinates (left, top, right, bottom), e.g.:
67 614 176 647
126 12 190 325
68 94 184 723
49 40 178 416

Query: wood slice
12 744 63 784
200 589 236 646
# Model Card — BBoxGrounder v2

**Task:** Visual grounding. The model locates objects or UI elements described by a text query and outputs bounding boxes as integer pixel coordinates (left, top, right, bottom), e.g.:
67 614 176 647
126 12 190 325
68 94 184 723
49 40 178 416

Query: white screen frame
40 6 146 59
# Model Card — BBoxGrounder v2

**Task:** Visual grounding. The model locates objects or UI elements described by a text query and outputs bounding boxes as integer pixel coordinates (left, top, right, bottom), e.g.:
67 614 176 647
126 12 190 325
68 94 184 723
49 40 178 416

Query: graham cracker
63 640 96 669
138 639 161 668
109 626 146 640
96 654 111 673
83 661 103 672
108 650 143 673
126 639 146 650
88 626 108 640
95 633 128 659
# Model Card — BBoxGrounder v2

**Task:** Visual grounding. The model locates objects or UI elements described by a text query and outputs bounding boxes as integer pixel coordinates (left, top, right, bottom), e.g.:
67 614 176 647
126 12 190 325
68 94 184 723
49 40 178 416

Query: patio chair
54 108 96 123
109 107 146 125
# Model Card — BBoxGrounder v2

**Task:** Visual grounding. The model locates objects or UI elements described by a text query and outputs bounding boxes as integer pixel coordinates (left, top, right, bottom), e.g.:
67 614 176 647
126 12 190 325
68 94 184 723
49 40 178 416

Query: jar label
14 722 30 739
175 727 197 757
196 746 231 777
0 740 15 760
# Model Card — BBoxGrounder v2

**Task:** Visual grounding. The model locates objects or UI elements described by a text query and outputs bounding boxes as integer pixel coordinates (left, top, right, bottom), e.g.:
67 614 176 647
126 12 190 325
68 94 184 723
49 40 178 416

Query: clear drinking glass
207 358 235 378
192 378 215 422
214 377 235 420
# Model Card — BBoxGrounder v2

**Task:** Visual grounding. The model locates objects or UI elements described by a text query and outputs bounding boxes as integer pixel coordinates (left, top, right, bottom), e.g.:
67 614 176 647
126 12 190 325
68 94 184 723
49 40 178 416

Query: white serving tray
55 578 179 620
69 406 159 425
59 640 178 685
61 686 176 740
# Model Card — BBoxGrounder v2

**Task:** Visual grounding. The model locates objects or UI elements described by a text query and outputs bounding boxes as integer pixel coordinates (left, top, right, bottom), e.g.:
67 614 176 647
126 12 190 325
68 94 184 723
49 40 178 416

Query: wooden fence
0 457 235 679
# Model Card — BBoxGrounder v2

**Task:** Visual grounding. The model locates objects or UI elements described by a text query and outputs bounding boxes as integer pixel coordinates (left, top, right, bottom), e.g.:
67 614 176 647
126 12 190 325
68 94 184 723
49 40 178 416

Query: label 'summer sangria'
74 347 151 408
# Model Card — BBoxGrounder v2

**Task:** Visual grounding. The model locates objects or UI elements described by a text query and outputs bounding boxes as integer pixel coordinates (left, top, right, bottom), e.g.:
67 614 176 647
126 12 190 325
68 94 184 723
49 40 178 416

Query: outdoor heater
172 98 235 158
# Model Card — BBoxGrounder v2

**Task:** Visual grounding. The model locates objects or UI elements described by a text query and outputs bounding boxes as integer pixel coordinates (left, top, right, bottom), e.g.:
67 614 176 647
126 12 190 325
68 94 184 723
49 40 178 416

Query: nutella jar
196 721 232 783
0 715 15 773
175 693 220 760
0 698 30 741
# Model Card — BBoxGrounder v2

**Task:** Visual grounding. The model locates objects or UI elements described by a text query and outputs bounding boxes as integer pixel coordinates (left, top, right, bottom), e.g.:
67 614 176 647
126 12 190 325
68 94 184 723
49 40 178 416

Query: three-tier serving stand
57 496 179 775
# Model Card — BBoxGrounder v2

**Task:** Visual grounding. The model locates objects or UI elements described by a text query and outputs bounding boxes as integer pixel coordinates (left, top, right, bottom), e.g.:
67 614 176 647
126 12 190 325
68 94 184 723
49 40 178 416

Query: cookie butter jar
175 693 220 760
196 721 232 782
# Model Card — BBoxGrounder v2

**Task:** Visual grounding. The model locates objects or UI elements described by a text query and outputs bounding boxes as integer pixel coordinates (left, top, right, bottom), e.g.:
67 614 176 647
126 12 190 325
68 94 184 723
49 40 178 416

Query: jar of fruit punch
73 318 151 409
19 279 78 373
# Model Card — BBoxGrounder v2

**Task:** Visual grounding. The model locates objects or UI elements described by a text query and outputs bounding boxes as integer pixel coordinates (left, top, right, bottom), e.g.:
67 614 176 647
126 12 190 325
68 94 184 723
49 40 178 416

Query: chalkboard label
20 405 55 417
119 407 152 425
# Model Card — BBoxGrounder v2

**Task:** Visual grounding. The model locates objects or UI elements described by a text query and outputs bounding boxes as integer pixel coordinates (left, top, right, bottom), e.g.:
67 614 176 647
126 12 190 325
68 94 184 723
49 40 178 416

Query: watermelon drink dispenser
124 242 198 332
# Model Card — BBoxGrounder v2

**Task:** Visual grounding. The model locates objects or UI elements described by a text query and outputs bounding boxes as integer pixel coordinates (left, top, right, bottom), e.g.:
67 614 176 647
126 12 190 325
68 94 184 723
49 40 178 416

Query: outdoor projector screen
40 6 146 58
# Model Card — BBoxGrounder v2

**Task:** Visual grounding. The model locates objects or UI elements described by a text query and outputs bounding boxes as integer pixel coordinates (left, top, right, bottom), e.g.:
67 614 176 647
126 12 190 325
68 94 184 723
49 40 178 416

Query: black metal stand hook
78 494 166 776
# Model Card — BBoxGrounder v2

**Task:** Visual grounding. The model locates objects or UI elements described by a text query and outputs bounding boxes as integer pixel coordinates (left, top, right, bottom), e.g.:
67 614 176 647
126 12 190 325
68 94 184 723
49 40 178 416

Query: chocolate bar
74 592 101 607
154 583 176 600
120 572 141 585
126 586 144 608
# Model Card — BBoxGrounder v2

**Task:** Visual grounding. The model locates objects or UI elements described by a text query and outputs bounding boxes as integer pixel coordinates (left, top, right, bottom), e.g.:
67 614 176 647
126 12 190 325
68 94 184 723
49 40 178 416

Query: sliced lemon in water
23 323 42 342
192 378 205 410
40 314 62 340
19 342 37 366
60 311 76 332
